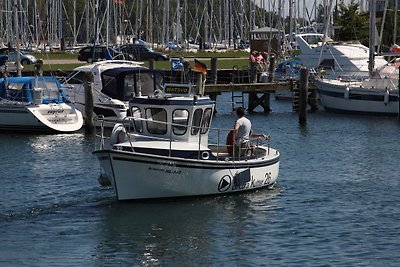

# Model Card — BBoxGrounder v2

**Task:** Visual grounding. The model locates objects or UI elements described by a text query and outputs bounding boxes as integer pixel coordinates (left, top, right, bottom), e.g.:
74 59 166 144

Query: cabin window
319 59 335 70
200 108 213 134
172 109 189 135
191 109 203 135
65 71 86 84
137 73 155 96
121 72 164 99
101 74 118 99
123 74 136 99
145 108 167 134
131 106 143 133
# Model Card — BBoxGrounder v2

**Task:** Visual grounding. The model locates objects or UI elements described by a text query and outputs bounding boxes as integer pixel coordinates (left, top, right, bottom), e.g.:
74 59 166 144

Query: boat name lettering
231 173 272 191
148 162 181 174
165 86 189 94
47 109 64 114
263 172 272 185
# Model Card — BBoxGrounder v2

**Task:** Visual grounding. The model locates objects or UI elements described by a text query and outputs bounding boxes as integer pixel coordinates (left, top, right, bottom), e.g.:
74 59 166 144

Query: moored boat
315 77 399 116
93 85 280 201
0 76 83 132
314 1 400 117
62 60 164 125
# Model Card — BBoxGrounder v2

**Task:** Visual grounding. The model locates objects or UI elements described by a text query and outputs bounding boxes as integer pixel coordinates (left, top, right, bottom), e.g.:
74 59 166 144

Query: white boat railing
94 116 271 161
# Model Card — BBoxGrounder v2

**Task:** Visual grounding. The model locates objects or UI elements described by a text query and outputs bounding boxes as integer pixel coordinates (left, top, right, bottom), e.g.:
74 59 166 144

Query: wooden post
248 92 257 112
210 57 218 84
268 56 276 82
299 68 309 125
208 92 219 113
261 93 271 113
84 72 94 133
196 72 204 96
34 59 43 76
309 87 319 111
250 61 257 83
148 58 155 70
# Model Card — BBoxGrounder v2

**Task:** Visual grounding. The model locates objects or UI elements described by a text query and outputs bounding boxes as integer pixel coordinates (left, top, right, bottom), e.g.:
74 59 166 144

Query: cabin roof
250 26 282 34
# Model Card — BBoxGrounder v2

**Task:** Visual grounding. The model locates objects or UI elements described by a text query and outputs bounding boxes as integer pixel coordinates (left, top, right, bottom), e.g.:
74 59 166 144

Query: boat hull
94 148 280 200
0 103 83 132
316 79 399 116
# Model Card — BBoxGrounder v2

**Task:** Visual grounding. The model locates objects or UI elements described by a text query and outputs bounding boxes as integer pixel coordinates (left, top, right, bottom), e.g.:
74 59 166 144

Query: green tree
334 1 369 45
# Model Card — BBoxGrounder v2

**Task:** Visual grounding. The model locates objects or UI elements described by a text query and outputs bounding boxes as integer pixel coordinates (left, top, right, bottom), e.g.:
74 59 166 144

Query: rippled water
1 94 399 266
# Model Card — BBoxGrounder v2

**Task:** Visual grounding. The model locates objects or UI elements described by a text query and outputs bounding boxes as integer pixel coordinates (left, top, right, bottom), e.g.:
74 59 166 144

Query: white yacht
62 60 164 123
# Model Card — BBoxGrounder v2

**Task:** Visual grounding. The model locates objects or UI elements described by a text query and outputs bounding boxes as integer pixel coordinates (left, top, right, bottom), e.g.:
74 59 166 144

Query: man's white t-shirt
234 117 251 145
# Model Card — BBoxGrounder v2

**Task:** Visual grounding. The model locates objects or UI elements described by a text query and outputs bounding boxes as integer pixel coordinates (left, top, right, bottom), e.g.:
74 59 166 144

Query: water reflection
94 189 280 265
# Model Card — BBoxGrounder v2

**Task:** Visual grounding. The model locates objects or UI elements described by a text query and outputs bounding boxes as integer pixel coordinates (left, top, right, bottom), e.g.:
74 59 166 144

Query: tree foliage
334 1 369 45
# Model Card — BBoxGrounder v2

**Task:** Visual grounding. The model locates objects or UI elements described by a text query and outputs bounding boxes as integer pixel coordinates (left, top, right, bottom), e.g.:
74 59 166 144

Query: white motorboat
0 76 83 132
93 85 280 201
62 60 164 124
295 33 390 79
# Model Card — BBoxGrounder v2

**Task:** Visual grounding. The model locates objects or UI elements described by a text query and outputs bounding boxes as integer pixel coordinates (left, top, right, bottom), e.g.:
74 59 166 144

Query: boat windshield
101 71 164 101
123 72 157 100
64 70 86 84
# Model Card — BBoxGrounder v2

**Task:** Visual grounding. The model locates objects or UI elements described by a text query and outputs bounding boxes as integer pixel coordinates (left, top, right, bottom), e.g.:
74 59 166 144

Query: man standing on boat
232 107 269 157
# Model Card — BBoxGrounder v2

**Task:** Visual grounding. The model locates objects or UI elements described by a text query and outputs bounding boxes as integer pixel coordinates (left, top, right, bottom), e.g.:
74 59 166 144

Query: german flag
194 59 207 75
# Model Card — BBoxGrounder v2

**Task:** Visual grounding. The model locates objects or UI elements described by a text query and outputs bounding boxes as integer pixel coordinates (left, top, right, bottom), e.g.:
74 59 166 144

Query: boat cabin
65 60 164 101
127 84 215 147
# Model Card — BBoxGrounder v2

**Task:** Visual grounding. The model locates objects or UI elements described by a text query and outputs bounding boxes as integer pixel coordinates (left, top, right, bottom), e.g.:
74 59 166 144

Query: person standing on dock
232 107 269 157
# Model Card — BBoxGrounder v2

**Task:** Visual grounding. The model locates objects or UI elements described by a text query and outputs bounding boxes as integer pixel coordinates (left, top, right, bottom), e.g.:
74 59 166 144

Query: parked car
0 48 37 65
77 46 133 63
117 44 169 61
9 51 38 65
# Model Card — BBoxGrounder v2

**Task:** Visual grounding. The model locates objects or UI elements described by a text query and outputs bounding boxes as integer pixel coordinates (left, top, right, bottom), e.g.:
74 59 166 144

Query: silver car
7 51 38 65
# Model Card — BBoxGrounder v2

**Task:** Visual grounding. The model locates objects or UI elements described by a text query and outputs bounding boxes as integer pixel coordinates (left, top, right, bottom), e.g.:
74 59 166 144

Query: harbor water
1 93 399 266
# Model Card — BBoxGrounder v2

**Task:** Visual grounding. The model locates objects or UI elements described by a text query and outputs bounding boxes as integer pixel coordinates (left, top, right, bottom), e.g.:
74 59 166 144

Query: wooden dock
204 81 303 113
201 79 317 114
204 81 294 93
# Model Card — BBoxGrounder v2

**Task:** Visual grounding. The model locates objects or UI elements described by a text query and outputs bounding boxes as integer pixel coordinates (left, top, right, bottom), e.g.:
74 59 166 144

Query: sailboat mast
394 0 398 45
14 3 21 76
368 0 376 76
106 0 109 47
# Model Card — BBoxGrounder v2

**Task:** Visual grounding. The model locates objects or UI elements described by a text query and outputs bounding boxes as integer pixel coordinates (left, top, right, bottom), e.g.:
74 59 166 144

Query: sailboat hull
0 103 83 132
316 79 400 116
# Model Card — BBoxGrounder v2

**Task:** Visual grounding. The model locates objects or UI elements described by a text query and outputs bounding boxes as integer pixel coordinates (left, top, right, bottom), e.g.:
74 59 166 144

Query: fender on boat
344 86 350 99
384 89 389 105
110 123 127 145
226 130 234 156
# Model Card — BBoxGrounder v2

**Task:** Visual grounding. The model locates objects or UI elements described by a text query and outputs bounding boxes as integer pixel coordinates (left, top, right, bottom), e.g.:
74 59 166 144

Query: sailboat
315 1 400 116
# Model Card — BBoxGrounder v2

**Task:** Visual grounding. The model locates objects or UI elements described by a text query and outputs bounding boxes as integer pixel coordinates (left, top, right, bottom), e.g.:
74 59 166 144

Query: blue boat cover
0 76 68 104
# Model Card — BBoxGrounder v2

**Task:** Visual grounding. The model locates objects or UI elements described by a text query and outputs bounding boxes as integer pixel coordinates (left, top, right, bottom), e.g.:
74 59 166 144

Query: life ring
110 123 127 145
226 130 234 156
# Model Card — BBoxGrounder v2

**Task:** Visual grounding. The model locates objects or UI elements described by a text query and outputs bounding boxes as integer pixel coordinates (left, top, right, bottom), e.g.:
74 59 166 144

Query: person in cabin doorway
232 107 269 158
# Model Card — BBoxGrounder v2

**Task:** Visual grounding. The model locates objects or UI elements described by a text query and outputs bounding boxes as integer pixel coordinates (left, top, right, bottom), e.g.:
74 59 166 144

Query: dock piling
148 58 155 70
196 73 205 96
210 57 218 84
268 56 276 82
84 72 94 133
299 68 309 125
